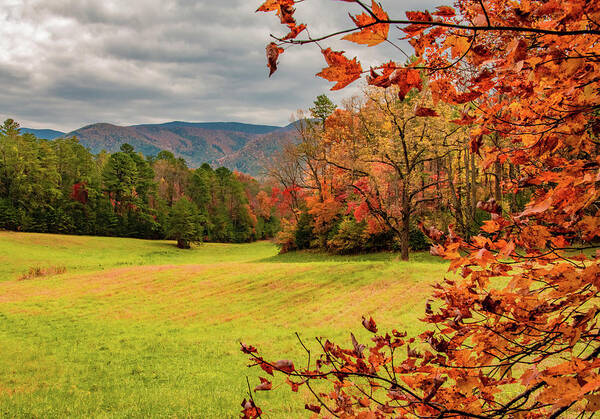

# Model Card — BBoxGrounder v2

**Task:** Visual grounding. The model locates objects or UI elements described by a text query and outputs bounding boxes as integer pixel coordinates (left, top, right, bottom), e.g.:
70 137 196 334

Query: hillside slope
22 121 300 176
65 121 297 176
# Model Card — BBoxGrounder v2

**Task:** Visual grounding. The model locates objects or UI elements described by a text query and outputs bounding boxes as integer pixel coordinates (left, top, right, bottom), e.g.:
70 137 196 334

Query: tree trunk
444 155 467 236
177 238 190 249
400 198 410 261
470 152 477 221
464 147 471 218
494 160 503 205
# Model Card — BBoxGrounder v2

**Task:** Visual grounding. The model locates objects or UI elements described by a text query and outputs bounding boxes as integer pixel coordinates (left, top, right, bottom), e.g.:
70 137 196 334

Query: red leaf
282 23 306 40
433 6 455 17
266 42 284 77
450 113 476 125
305 404 321 413
286 377 304 392
470 134 483 155
415 106 439 117
254 377 272 391
241 343 258 354
405 10 432 22
362 316 378 333
258 360 274 375
273 359 295 373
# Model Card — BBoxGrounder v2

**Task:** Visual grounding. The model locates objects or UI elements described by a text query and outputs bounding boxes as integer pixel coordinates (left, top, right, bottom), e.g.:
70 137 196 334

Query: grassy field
0 231 449 418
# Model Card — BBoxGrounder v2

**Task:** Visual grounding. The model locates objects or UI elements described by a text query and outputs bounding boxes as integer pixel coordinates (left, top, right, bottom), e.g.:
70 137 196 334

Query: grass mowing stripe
0 232 448 417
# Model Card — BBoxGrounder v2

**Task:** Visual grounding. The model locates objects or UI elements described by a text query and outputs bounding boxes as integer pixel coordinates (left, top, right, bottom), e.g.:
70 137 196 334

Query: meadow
0 231 449 418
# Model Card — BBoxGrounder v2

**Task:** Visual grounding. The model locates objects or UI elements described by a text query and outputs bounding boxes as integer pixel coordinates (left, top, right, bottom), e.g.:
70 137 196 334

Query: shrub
294 211 313 250
273 218 297 253
327 217 368 254
409 226 430 251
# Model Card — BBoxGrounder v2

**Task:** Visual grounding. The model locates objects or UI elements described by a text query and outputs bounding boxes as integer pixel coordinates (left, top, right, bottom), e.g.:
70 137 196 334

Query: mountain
23 121 300 177
21 128 65 140
215 124 299 176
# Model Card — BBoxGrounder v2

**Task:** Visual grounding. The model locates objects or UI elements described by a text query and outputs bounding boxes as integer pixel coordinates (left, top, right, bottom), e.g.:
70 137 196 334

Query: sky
0 0 443 132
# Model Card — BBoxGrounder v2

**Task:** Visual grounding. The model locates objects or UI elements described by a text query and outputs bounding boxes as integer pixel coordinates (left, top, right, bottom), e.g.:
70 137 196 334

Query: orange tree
241 1 600 417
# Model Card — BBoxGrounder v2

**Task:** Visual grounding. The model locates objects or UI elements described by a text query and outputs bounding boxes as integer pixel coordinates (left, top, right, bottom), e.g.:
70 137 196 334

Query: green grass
0 232 449 418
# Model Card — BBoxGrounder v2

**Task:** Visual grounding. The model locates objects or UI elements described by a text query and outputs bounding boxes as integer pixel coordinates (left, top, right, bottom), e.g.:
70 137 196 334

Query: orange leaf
316 48 363 90
519 195 553 218
342 0 389 47
266 42 284 76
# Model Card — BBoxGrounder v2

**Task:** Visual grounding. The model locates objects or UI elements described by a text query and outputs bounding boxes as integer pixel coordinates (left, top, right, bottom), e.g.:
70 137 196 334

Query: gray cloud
0 0 445 132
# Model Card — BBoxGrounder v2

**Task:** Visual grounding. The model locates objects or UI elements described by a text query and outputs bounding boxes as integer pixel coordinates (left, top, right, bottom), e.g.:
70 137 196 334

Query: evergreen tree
166 197 205 249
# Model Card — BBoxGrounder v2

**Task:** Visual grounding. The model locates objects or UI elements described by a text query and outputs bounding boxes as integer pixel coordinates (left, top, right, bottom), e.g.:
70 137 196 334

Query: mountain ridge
22 120 299 177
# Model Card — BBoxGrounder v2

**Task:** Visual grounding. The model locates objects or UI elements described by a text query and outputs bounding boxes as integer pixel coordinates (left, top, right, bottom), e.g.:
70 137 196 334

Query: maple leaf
454 90 482 104
240 399 262 419
282 23 306 40
240 343 258 354
362 315 378 333
266 42 284 76
286 377 303 392
254 377 273 391
481 293 502 314
305 404 321 413
256 0 293 13
433 6 456 17
258 360 274 375
470 134 483 155
273 359 295 373
450 113 476 125
342 0 389 47
519 195 553 218
256 0 296 25
392 67 422 100
367 61 397 88
405 10 432 22
414 106 439 117
316 48 363 90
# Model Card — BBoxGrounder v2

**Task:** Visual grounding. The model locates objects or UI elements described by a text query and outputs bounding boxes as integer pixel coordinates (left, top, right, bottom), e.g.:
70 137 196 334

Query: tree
166 197 205 249
102 152 138 211
241 1 600 418
321 86 466 260
310 94 337 126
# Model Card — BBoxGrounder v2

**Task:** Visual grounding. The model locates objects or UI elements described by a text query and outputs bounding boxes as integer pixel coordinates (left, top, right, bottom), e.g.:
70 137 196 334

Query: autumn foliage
242 0 600 417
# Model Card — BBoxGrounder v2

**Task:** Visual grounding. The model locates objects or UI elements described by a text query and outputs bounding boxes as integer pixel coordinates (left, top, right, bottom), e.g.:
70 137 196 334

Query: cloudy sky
0 0 443 132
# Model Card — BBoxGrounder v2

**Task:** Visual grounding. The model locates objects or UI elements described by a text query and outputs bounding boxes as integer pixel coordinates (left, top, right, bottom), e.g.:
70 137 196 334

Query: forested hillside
0 119 279 246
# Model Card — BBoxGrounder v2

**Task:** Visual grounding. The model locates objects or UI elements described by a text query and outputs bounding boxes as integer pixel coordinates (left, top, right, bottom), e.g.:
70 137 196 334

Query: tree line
268 91 530 260
0 119 279 247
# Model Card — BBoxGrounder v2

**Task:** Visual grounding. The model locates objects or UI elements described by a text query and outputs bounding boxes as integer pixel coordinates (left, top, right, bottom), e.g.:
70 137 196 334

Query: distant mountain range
22 128 65 140
22 121 299 177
